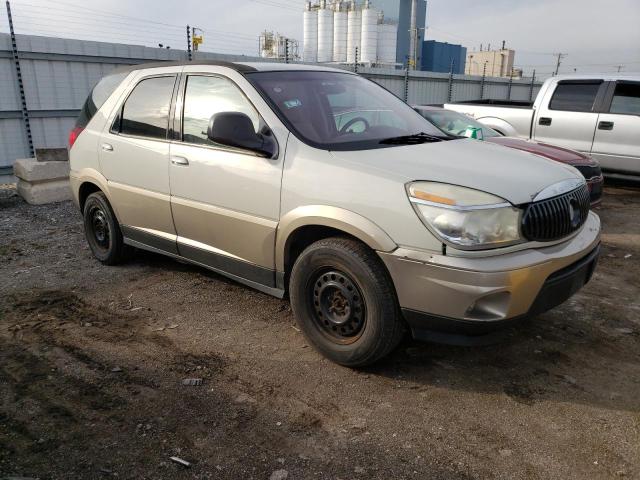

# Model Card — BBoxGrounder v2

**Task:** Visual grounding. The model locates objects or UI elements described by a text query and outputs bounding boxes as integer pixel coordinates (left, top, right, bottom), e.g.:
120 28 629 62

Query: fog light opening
465 291 511 321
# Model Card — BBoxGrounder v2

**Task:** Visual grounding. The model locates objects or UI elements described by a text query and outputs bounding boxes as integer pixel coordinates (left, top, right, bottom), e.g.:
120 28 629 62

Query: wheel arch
475 116 519 137
276 205 397 275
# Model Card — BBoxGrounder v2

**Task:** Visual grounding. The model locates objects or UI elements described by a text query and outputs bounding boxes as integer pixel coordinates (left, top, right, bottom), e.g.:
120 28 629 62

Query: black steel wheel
310 269 366 344
290 237 405 367
83 191 131 265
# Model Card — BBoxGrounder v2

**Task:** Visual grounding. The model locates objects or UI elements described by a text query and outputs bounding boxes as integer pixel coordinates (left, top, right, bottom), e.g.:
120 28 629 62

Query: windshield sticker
283 99 302 109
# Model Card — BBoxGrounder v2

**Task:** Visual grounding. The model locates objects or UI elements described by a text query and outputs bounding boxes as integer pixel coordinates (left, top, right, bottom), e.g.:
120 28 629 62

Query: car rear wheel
83 191 131 265
289 237 404 367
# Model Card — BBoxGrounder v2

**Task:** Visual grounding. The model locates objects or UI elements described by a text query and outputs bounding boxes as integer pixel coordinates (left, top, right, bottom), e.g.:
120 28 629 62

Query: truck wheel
83 191 131 265
289 237 405 367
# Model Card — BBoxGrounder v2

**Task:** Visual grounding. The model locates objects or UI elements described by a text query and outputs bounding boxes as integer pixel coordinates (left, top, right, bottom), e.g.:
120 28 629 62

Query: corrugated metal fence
0 33 542 169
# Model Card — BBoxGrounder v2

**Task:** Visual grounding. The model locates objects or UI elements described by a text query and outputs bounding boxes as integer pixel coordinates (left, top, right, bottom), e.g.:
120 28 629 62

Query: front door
169 73 283 287
100 72 179 252
532 80 604 154
591 81 640 174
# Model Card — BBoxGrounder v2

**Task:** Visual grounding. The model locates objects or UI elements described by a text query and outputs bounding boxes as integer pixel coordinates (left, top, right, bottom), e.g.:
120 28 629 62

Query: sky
2 0 639 78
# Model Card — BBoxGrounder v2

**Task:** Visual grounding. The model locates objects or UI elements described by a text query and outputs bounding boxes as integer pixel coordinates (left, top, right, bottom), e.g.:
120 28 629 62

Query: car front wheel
289 237 404 367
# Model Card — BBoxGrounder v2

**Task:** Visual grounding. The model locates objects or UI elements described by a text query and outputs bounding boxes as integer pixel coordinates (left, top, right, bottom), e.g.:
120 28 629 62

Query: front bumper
379 211 601 344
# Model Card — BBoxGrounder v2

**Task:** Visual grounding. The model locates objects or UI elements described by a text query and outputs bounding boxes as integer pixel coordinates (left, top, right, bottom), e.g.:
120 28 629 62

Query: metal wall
0 33 542 169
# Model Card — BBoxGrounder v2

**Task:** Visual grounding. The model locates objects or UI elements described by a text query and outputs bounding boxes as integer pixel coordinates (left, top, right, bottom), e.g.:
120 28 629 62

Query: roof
112 60 352 75
551 73 640 82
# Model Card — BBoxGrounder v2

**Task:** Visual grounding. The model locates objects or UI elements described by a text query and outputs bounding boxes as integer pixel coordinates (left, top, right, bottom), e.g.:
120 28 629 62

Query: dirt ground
0 183 638 480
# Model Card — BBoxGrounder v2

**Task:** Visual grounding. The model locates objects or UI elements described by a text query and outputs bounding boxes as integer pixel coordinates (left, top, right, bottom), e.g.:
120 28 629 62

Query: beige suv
69 61 601 366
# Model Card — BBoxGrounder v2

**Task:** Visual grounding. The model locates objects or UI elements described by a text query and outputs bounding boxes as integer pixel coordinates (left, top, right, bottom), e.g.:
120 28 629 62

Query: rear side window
118 76 176 140
549 82 601 112
609 82 640 115
76 72 128 128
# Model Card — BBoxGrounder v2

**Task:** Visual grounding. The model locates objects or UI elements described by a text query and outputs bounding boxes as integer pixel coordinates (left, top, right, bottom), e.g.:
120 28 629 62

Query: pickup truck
446 75 640 178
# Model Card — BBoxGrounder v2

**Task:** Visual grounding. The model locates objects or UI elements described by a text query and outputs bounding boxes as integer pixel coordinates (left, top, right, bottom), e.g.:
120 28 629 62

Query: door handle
171 156 189 166
598 121 614 131
101 143 113 152
538 117 552 126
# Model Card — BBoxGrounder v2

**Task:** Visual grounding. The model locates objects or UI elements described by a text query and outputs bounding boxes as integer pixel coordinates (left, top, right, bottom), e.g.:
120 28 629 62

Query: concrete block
17 178 72 205
14 158 70 183
35 148 69 162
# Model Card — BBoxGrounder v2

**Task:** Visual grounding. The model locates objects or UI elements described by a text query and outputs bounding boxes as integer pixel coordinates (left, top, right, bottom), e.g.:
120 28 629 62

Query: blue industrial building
374 0 427 68
421 40 467 73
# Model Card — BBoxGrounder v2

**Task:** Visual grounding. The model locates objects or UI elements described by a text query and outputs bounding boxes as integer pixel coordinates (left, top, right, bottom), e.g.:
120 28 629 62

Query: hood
486 136 596 165
330 138 583 206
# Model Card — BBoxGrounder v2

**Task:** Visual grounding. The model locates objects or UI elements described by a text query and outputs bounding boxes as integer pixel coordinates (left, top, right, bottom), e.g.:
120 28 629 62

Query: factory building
465 46 516 77
421 40 466 74
259 31 299 61
303 0 426 68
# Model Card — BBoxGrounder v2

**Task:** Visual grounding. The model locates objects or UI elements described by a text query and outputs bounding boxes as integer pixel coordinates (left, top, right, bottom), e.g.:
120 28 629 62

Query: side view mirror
207 112 277 158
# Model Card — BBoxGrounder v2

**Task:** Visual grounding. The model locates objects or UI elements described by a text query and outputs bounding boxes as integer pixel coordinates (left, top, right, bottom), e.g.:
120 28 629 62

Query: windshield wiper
379 132 444 145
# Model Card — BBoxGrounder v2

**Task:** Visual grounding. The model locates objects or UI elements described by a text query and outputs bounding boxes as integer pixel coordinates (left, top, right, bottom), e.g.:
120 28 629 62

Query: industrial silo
333 1 347 62
377 22 397 65
303 2 318 62
360 0 378 64
346 1 361 63
317 0 334 63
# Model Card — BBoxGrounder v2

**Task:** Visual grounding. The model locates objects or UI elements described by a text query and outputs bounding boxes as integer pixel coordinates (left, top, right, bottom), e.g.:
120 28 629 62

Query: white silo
303 2 318 63
317 0 334 63
360 0 378 64
333 1 347 62
346 1 361 63
377 22 397 65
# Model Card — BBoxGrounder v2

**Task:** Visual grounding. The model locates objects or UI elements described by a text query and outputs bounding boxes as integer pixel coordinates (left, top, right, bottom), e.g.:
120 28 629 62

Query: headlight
407 181 523 249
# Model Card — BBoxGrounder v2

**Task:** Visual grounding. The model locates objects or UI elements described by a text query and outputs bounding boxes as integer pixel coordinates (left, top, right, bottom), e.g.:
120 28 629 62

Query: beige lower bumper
379 212 601 322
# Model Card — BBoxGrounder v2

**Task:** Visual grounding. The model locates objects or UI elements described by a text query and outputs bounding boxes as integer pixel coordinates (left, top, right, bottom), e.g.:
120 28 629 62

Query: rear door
532 80 605 154
99 69 180 253
590 80 640 174
168 70 284 288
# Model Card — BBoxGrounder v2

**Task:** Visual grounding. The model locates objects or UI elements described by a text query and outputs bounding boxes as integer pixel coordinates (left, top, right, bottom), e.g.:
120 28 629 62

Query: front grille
573 164 602 180
521 185 591 242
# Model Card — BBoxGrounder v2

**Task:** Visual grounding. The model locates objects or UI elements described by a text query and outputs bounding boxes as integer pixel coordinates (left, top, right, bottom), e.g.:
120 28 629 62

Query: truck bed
451 99 534 109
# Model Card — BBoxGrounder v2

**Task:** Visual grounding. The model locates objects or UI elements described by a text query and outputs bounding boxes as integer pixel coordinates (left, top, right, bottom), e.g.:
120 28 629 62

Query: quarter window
182 75 260 146
609 82 640 115
119 76 175 139
549 82 601 112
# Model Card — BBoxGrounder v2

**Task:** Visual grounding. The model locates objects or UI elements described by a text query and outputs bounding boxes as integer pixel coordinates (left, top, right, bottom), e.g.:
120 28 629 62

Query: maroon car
415 106 603 206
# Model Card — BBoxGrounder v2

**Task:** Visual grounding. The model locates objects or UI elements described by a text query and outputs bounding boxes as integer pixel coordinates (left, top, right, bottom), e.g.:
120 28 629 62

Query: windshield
416 108 502 138
246 71 447 150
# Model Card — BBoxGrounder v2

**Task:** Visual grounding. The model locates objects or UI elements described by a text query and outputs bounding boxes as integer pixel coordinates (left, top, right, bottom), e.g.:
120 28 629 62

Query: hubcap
311 270 366 341
90 206 110 249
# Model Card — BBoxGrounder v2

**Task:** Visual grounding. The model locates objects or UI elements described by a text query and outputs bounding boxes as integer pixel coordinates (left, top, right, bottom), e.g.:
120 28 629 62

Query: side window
549 82 601 112
182 75 260 146
609 82 640 115
118 76 175 139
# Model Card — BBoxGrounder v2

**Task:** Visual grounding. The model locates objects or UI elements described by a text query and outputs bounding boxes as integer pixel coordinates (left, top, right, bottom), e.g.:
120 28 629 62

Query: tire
289 237 405 367
83 191 131 265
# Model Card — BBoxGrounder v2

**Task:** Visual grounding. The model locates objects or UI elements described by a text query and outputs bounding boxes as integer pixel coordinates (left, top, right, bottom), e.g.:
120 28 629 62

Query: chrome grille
521 185 591 242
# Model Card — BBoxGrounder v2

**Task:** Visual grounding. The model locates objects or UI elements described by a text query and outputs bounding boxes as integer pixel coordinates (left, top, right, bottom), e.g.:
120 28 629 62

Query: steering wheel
340 116 370 134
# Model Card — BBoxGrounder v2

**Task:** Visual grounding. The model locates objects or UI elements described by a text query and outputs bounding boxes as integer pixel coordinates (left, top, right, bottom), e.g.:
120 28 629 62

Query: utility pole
284 38 289 64
616 65 623 72
529 69 536 101
447 59 455 102
5 0 33 158
553 53 566 76
186 25 192 61
354 46 359 73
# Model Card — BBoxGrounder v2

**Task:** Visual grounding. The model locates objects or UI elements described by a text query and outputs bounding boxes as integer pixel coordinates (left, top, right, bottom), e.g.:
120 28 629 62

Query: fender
275 205 397 271
475 117 520 137
69 168 113 211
